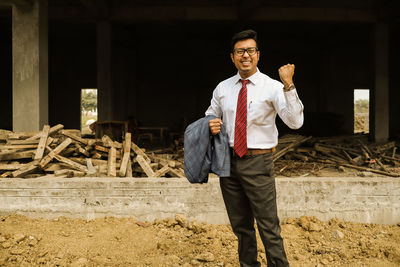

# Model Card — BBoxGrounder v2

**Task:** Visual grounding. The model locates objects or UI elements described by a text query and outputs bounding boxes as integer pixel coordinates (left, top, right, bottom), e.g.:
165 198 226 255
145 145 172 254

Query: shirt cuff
284 88 299 102
284 88 304 110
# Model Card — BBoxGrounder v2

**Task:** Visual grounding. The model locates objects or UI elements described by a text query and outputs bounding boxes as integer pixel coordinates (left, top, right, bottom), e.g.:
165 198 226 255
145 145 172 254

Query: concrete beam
49 6 378 22
79 0 109 19
12 0 48 131
115 7 378 22
373 22 389 142
0 0 32 6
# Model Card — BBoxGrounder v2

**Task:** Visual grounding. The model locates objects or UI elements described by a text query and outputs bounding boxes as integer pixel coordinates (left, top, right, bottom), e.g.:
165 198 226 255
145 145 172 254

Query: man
205 29 304 267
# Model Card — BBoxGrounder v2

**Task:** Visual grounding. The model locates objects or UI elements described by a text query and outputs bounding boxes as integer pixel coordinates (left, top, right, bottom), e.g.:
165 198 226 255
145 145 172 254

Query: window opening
81 89 98 135
354 89 369 134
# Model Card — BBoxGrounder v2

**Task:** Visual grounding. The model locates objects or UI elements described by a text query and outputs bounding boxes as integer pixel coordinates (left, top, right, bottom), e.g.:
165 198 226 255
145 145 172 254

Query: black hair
231 29 258 52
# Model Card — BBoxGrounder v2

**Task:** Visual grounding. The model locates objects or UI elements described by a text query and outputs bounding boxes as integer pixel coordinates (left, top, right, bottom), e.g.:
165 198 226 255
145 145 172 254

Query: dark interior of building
1 0 400 145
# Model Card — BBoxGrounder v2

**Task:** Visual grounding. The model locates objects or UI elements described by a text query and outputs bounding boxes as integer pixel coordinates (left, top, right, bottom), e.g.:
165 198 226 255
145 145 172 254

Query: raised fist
278 64 295 89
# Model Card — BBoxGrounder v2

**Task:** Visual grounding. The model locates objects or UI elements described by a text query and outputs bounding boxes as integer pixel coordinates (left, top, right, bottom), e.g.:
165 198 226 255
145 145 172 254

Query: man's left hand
278 64 295 89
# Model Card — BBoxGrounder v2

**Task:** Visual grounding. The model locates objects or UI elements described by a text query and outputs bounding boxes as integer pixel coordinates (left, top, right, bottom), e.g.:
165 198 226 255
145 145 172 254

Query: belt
232 147 276 157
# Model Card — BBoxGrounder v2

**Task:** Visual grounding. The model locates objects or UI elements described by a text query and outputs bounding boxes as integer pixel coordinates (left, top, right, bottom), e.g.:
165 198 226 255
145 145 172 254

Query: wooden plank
0 171 12 178
0 150 35 161
317 150 348 164
0 163 26 170
7 131 40 140
26 124 64 141
136 155 154 177
69 157 110 166
59 147 76 157
291 152 308 161
314 143 338 154
107 146 117 177
46 136 54 146
153 165 170 178
6 139 40 145
342 150 357 165
357 140 373 157
39 138 72 168
48 124 65 135
126 158 133 177
91 152 102 159
75 143 90 157
315 143 361 154
60 129 88 145
54 154 88 173
382 155 400 163
54 169 85 178
150 162 159 169
101 135 123 149
12 160 40 178
101 135 113 143
167 167 185 178
94 145 122 158
340 163 400 177
150 155 184 168
273 136 313 162
43 163 67 172
375 158 389 172
34 125 50 160
131 142 151 163
0 149 18 154
119 133 132 177
374 141 396 154
95 145 109 153
0 144 38 150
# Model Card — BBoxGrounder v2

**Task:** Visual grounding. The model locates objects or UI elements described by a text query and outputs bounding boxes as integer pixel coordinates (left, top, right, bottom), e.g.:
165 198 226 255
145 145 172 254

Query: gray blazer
184 115 231 183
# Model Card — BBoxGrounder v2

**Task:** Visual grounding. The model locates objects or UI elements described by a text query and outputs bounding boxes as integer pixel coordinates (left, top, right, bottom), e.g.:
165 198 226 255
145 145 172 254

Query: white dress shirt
205 69 304 149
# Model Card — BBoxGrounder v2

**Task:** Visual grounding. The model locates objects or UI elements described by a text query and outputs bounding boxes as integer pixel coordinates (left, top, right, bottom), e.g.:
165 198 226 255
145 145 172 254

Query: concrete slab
0 177 399 224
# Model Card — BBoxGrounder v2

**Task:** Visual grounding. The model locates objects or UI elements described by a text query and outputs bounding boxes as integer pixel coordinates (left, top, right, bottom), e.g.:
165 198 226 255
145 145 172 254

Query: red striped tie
234 79 249 158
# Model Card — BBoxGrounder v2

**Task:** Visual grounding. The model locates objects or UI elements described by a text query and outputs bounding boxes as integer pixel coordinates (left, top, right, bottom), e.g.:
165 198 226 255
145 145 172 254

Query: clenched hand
209 118 223 135
278 64 295 89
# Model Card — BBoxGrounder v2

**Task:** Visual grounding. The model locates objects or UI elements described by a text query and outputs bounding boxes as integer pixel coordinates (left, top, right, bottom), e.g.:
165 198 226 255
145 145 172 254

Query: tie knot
240 79 249 86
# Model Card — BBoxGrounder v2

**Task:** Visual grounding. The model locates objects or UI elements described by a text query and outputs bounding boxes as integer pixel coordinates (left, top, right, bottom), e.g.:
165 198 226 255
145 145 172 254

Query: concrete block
0 177 399 224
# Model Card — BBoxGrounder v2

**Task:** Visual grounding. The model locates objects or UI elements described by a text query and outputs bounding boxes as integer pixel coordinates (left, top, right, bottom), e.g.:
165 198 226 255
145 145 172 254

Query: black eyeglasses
233 47 258 56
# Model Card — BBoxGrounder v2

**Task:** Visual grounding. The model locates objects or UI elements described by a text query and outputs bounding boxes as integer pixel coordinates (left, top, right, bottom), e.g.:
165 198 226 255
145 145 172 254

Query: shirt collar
235 68 261 85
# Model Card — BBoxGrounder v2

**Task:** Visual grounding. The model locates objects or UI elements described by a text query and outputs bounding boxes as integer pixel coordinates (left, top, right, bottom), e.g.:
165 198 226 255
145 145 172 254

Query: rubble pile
274 134 400 177
0 125 185 178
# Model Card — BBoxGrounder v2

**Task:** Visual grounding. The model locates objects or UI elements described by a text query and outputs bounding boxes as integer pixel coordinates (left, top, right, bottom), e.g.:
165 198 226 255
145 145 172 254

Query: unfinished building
0 0 399 143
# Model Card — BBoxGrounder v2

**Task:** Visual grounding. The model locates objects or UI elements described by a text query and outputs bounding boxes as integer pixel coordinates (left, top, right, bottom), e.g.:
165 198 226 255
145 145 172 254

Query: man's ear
230 53 234 63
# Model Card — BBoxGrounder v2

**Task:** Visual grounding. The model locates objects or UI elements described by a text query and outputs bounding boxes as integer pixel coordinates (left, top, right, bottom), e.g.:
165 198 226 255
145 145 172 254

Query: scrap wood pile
0 125 185 178
1 125 399 179
273 134 400 177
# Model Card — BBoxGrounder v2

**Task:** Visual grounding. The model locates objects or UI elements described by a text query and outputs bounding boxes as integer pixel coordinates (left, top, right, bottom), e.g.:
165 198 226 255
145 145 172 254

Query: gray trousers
220 152 289 267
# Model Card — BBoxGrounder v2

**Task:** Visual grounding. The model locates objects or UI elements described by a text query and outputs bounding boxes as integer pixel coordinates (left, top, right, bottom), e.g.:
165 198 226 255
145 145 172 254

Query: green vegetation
354 99 369 114
81 90 97 114
81 89 97 132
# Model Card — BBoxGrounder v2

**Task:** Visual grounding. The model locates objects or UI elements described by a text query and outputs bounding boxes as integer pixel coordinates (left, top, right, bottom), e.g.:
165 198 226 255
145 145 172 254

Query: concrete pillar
12 0 48 131
374 22 389 142
97 20 113 121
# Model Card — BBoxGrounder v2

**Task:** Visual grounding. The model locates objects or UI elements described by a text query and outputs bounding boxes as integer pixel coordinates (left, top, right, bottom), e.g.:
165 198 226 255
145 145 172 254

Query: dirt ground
0 213 399 267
